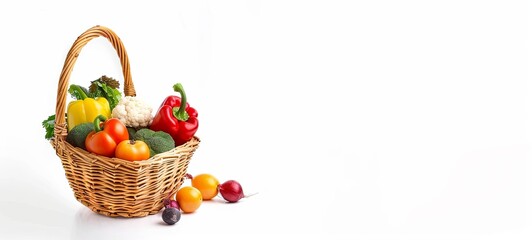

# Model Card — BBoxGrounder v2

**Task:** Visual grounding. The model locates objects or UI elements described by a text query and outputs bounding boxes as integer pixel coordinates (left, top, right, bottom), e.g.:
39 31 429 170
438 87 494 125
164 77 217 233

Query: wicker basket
51 25 200 218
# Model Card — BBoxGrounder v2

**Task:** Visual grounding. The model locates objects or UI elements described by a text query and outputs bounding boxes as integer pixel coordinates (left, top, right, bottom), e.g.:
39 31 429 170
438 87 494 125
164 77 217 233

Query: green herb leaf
42 114 56 140
101 83 122 110
88 75 123 110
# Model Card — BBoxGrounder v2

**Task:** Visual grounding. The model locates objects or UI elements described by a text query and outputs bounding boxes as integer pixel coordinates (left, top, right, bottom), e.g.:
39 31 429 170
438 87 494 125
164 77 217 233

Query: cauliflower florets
112 96 153 128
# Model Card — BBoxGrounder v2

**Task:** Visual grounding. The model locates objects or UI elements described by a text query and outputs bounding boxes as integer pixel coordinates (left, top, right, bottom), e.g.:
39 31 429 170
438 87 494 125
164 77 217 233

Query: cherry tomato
175 186 202 213
191 173 219 200
115 140 150 161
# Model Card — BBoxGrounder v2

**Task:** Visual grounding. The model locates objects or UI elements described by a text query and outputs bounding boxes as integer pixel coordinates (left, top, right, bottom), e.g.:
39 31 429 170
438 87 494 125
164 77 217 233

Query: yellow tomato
115 140 150 161
191 173 220 200
175 186 202 213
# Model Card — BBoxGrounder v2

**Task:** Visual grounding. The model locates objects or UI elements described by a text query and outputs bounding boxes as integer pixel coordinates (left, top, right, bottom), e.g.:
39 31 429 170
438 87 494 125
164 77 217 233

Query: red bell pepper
85 115 129 157
150 83 199 146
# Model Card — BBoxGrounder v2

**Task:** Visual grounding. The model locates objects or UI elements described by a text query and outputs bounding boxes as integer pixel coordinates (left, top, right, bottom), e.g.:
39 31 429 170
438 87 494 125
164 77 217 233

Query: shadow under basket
50 25 200 218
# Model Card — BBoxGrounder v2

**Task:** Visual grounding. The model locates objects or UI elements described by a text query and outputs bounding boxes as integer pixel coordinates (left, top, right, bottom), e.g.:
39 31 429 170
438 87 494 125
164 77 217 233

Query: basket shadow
71 206 161 240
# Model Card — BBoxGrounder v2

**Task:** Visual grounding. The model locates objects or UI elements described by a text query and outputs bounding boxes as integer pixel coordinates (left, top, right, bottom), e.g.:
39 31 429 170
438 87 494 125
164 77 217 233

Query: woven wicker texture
51 25 200 217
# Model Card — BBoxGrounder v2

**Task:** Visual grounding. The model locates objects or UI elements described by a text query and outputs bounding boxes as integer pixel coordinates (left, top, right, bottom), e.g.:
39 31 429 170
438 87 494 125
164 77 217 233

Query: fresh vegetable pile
42 76 198 161
43 76 255 224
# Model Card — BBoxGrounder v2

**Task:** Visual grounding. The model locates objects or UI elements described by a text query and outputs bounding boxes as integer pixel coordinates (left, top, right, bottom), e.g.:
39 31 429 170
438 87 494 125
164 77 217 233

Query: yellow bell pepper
67 85 111 131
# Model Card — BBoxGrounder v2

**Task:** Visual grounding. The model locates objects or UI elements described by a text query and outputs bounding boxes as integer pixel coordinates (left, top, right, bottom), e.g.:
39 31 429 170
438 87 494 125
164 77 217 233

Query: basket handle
54 25 136 137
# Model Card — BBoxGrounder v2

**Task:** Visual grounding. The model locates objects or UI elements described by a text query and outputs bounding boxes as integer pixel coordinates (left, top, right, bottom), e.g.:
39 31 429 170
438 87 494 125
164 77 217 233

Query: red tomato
101 118 129 143
85 131 117 157
85 116 129 157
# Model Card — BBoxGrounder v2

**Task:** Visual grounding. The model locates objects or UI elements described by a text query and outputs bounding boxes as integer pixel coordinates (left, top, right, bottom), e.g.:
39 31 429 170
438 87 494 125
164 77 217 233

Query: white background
0 0 530 239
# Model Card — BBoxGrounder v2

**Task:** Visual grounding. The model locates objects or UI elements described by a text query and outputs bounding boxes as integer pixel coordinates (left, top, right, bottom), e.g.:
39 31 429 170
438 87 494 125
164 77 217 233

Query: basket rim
54 135 200 167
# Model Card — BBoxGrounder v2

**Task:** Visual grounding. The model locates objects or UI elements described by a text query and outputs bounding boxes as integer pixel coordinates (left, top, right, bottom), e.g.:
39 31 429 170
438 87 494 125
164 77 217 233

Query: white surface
0 0 531 239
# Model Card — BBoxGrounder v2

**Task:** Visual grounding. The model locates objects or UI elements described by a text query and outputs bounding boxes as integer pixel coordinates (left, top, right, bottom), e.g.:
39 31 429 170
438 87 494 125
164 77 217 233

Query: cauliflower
112 96 153 128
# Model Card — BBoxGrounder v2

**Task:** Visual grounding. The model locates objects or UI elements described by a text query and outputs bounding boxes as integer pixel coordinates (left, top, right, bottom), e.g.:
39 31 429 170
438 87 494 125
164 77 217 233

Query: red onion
163 198 180 210
218 180 246 203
